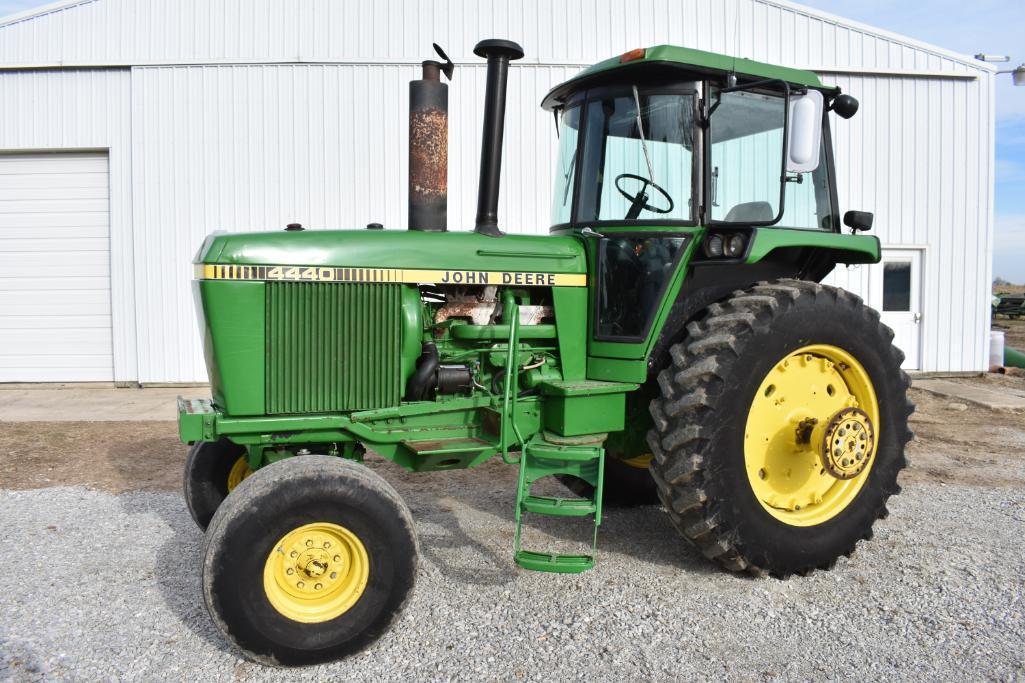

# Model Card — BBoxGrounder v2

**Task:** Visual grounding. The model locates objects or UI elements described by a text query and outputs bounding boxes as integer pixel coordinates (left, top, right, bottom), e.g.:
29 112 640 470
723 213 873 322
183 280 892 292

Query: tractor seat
724 201 774 223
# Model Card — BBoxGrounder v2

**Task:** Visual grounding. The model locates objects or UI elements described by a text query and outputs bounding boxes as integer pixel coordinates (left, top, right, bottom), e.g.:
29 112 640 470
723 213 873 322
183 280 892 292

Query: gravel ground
2 476 1024 681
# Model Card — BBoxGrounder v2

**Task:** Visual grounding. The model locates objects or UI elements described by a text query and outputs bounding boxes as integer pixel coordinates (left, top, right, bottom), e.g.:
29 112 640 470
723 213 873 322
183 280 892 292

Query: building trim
0 60 981 81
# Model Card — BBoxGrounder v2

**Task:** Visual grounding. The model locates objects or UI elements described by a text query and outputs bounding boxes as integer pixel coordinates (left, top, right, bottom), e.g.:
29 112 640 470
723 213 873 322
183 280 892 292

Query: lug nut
315 583 322 590
286 568 294 575
297 581 305 589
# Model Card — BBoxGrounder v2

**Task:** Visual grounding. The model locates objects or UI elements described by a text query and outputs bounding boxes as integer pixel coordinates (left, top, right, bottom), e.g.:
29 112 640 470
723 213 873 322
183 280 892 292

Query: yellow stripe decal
195 263 586 287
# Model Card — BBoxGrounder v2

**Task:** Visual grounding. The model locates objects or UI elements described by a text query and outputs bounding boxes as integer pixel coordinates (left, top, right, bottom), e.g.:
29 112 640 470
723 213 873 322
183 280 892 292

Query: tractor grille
265 281 402 414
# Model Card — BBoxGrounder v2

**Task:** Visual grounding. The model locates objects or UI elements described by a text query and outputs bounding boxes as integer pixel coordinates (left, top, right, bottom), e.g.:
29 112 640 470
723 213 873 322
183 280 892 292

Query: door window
596 236 688 340
882 262 912 311
708 89 786 223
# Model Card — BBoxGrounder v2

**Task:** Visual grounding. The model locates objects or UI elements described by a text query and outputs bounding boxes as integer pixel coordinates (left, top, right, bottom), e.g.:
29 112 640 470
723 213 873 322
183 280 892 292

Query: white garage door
0 152 113 382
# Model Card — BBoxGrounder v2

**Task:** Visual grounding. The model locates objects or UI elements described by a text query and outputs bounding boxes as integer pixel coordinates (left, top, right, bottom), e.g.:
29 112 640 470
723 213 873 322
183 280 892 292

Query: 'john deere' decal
195 264 587 287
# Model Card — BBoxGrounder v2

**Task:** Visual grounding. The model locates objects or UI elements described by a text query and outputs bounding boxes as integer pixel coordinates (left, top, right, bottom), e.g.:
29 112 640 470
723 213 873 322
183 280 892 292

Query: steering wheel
614 173 674 219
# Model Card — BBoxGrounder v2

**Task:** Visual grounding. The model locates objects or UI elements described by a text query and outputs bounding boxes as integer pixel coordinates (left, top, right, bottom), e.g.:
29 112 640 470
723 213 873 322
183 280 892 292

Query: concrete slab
913 378 1025 410
0 386 206 422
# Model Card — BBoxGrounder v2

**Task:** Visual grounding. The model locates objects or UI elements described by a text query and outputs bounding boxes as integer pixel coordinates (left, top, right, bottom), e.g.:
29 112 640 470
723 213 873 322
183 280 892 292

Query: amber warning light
620 48 646 63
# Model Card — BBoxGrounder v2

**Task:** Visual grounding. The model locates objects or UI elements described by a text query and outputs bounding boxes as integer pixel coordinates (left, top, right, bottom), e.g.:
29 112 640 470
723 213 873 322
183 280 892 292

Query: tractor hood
194 229 588 285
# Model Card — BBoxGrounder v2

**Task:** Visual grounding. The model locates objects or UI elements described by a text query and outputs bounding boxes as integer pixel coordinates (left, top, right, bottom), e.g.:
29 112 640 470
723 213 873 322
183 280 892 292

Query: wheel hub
820 407 875 479
743 344 880 526
263 522 368 623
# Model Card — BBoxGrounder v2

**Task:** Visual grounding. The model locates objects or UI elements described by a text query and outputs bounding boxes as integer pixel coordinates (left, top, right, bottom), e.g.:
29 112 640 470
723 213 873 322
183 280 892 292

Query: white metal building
0 0 995 383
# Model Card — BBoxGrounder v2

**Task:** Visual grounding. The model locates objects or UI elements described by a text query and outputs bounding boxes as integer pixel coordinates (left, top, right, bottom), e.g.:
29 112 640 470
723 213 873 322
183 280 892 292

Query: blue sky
1 0 1023 281
799 0 1025 283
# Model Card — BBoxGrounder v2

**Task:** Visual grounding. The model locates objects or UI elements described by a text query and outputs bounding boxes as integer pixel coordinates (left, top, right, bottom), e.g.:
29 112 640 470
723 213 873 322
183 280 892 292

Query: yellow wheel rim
620 453 653 469
226 456 252 493
744 344 879 527
263 522 369 623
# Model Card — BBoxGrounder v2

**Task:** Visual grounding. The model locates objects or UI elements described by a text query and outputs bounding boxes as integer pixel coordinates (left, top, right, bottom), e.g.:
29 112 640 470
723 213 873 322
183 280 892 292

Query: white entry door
869 249 922 370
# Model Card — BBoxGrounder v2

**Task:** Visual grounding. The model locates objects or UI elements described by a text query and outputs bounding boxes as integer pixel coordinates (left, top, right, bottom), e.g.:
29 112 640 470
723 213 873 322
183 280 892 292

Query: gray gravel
1 474 1024 681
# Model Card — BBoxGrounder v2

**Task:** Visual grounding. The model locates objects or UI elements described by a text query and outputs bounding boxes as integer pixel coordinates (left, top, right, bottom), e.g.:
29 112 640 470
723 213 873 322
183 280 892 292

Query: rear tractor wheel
648 280 913 577
183 438 251 530
202 455 418 665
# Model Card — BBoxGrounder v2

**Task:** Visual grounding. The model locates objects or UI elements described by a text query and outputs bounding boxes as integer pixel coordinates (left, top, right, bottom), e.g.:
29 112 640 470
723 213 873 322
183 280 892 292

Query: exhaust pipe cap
473 39 524 61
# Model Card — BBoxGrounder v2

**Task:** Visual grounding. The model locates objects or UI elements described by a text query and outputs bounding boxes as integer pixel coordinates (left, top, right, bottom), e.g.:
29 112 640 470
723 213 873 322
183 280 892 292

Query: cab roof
541 44 835 111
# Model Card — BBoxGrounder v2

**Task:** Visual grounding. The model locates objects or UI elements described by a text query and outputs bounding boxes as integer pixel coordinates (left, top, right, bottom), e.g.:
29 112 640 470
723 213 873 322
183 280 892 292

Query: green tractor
178 39 912 665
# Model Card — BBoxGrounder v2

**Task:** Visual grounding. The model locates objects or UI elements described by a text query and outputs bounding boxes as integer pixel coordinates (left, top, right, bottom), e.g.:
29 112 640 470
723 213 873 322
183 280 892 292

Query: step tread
538 379 639 397
402 437 494 455
514 550 594 574
526 443 603 462
521 495 596 517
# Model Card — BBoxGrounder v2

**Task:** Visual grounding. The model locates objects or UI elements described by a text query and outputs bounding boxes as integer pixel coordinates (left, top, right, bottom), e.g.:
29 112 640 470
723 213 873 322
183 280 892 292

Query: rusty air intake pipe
473 39 524 237
408 44 454 231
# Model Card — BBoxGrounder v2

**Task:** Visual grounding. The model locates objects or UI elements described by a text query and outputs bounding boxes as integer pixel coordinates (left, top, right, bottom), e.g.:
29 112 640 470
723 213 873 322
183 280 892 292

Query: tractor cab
541 45 863 367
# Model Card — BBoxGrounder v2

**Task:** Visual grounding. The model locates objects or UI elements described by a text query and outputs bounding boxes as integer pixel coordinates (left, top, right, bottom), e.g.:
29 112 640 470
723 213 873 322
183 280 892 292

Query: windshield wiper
632 85 655 184
561 154 576 205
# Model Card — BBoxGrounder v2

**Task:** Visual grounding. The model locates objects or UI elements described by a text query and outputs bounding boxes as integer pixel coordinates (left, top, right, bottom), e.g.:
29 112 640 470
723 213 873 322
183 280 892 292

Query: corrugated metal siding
0 0 995 379
0 69 136 382
0 0 986 73
821 73 993 372
128 62 579 382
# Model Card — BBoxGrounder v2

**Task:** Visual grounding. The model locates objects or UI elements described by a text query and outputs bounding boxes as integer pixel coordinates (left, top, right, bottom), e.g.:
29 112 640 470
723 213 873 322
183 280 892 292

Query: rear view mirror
844 210 874 232
786 90 823 173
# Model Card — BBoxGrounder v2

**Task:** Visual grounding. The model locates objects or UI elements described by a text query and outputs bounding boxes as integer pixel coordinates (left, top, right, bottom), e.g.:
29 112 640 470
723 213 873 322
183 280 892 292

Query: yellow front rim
263 522 369 623
620 453 654 469
743 344 880 527
226 456 252 493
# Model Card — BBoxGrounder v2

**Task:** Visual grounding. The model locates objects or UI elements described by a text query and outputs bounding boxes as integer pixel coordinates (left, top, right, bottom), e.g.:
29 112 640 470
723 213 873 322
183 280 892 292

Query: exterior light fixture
996 64 1025 87
974 53 1010 62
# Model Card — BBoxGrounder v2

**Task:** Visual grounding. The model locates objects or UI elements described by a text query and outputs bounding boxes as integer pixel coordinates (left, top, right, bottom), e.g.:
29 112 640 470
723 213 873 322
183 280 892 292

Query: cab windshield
552 88 697 225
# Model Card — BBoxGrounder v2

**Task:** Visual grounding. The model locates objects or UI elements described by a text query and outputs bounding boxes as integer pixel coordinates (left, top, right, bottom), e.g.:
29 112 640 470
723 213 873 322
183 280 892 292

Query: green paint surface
198 229 587 275
543 44 831 110
746 228 880 264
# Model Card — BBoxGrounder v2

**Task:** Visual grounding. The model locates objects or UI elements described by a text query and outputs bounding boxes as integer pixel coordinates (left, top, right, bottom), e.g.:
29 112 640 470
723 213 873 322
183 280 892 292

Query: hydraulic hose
404 343 440 401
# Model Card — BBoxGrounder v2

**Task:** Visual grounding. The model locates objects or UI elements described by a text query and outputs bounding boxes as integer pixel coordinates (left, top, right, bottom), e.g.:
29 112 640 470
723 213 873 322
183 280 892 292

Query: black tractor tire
558 454 659 506
647 280 913 577
202 455 418 666
183 438 247 530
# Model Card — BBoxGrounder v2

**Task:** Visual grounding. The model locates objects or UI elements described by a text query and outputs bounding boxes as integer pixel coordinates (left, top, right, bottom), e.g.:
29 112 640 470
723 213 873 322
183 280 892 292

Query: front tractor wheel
182 438 250 530
202 455 418 666
648 280 913 577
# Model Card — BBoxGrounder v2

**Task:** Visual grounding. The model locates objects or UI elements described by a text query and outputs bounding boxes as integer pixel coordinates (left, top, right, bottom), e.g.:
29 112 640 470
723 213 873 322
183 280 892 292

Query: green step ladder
498 296 605 573
513 436 605 573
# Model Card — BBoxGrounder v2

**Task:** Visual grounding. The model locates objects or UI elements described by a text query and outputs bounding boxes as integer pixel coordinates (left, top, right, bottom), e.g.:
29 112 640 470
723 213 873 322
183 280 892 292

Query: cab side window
596 236 688 340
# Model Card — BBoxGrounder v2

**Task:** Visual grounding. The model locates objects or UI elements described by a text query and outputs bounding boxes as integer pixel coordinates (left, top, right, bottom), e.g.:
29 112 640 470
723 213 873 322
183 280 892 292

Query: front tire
183 438 248 530
648 280 913 577
202 455 418 666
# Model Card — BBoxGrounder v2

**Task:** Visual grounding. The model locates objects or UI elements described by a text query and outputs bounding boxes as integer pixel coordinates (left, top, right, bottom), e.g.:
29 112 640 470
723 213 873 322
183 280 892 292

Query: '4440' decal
195 263 587 287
